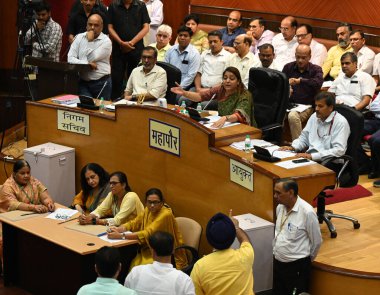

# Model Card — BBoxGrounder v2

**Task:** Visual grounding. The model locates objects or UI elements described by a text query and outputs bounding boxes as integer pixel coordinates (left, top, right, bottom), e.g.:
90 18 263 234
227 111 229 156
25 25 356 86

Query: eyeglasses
233 41 242 46
248 25 258 29
296 33 310 39
279 27 290 32
146 200 162 206
109 181 120 186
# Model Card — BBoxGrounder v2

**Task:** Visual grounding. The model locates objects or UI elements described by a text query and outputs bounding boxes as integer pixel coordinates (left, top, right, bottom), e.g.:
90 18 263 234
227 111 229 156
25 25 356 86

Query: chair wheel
354 222 360 229
330 231 337 238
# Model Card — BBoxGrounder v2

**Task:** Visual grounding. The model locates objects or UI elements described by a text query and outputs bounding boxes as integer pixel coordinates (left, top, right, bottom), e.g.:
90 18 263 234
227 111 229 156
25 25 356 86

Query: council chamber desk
26 98 335 254
0 209 137 295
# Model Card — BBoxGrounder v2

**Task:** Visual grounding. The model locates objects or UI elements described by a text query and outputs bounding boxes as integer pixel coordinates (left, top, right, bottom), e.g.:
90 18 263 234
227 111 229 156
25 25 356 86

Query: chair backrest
156 61 182 105
175 217 202 251
334 104 364 187
248 67 290 130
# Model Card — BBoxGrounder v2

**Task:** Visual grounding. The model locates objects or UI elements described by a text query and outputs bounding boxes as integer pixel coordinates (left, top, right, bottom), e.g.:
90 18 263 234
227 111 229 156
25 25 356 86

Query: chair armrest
261 123 282 132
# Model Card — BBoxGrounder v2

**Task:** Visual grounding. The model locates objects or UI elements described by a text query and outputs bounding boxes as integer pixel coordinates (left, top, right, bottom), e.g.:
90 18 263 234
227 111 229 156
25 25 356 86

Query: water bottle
180 101 186 114
196 103 202 113
244 135 251 153
99 97 105 114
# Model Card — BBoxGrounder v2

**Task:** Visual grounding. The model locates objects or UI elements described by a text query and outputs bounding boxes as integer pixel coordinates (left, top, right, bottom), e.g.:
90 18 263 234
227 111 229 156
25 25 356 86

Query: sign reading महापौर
149 119 180 156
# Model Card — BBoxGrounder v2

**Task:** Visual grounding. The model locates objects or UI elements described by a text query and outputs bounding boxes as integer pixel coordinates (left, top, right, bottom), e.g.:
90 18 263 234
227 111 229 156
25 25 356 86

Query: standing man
273 178 322 295
349 30 375 74
24 1 62 61
258 43 281 70
191 212 254 295
67 0 108 44
218 10 246 53
247 17 275 56
225 34 260 88
272 16 298 70
322 23 353 80
77 246 137 295
149 24 172 61
283 44 323 140
142 0 164 46
329 52 376 110
124 46 167 101
125 231 195 294
165 26 201 91
296 24 327 67
68 14 112 100
108 0 150 99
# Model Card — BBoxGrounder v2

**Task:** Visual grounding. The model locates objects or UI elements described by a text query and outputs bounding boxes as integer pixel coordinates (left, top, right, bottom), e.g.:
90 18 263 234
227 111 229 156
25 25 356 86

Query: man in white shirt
247 17 275 56
349 30 375 74
296 24 327 67
125 231 195 295
258 43 281 70
225 34 260 88
329 52 376 110
124 46 167 101
272 16 298 70
68 14 112 100
142 0 163 46
272 178 322 295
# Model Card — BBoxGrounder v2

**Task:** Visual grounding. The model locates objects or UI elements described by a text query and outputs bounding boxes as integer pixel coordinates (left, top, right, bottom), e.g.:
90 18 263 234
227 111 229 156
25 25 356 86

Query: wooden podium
25 56 90 100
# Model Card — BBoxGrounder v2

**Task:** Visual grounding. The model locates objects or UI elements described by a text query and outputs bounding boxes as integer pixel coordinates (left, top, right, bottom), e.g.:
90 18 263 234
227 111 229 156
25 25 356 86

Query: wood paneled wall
190 0 380 28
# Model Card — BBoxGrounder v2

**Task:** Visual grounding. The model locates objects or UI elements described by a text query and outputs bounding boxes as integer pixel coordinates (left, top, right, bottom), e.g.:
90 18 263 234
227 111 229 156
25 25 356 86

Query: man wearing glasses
218 10 246 53
296 24 327 67
349 30 375 74
124 46 167 101
247 17 275 56
272 16 298 70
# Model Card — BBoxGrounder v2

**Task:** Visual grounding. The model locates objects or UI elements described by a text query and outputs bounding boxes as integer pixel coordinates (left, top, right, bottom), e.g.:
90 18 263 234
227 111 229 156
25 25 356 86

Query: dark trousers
111 46 142 100
79 75 112 101
273 256 311 295
365 118 380 173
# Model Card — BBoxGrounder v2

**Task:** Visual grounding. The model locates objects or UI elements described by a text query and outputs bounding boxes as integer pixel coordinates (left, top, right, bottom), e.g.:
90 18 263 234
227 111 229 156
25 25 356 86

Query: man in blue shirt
77 247 137 295
165 26 201 94
218 10 246 53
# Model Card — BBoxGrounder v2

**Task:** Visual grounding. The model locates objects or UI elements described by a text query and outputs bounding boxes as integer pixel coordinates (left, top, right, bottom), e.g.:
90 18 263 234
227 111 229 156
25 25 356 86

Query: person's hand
289 78 301 86
171 82 185 96
46 202 55 212
295 153 312 160
120 41 135 53
33 204 48 213
86 30 95 42
211 116 227 129
224 46 236 53
89 62 97 70
78 214 93 225
278 146 295 151
107 226 125 239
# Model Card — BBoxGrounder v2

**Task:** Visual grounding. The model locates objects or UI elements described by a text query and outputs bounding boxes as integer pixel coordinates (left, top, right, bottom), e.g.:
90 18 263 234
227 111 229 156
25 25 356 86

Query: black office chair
248 67 289 143
157 61 182 105
316 104 362 238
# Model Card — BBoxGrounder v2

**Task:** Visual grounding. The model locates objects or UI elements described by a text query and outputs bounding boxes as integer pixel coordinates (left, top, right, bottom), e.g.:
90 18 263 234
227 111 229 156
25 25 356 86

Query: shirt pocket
286 222 305 240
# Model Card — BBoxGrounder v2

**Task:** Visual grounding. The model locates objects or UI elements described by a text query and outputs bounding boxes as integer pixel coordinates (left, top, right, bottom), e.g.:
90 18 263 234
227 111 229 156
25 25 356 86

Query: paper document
322 81 333 88
287 104 312 113
230 139 295 159
105 99 158 111
46 208 78 221
202 115 240 129
275 158 316 169
99 231 132 243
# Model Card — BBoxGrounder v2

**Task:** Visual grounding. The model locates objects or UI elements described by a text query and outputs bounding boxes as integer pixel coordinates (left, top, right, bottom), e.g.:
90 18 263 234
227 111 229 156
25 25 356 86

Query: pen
57 216 78 225
97 232 107 237
20 212 39 216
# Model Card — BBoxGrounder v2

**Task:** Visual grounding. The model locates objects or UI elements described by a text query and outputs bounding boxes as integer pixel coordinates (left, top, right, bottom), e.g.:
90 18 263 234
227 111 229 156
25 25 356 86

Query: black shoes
374 179 380 188
368 171 380 179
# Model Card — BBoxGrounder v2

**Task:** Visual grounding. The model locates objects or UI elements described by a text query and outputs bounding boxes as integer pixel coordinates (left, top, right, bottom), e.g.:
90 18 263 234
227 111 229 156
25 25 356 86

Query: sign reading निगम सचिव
149 119 180 156
230 159 254 191
57 110 90 135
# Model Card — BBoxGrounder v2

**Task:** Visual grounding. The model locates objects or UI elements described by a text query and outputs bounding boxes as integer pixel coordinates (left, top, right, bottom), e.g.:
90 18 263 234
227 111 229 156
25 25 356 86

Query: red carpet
312 184 372 207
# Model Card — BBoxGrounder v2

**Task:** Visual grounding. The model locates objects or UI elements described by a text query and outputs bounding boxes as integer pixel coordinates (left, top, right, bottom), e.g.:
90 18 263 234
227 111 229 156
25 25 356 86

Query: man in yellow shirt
190 212 254 295
322 23 353 80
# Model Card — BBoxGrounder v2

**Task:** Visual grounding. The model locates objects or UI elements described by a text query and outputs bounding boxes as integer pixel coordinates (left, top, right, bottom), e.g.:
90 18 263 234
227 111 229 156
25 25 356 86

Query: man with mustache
322 23 353 80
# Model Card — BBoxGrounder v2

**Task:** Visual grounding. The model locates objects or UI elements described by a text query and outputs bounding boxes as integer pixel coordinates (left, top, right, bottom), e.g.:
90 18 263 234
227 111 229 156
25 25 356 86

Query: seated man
124 231 195 295
77 246 137 295
247 17 275 56
164 26 201 92
68 14 112 100
349 29 375 74
329 52 376 110
322 23 353 80
296 24 327 67
218 10 246 53
258 43 281 70
280 91 350 163
67 0 108 44
149 24 172 61
225 34 260 88
124 46 167 101
272 16 298 70
283 44 323 140
191 212 254 295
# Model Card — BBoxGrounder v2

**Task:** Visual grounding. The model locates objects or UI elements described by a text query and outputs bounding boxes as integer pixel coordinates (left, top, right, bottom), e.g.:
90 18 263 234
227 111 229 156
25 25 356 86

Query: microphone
96 80 108 99
202 93 217 111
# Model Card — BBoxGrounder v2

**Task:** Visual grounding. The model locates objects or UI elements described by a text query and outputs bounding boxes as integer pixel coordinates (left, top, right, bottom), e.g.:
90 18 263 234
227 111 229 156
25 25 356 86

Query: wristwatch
92 217 97 225
131 94 137 101
121 232 126 240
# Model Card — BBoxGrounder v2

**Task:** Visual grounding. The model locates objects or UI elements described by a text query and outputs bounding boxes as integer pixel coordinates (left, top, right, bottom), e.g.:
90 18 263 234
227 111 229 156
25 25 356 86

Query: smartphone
292 158 309 163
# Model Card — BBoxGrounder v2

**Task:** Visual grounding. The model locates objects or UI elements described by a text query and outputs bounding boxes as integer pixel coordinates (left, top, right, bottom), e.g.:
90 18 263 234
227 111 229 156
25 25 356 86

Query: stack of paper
51 95 80 105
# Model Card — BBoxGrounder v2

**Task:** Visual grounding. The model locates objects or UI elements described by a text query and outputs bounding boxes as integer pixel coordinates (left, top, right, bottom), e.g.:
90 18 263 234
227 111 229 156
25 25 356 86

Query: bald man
218 10 246 53
68 14 112 100
272 16 298 70
282 44 323 140
225 34 260 88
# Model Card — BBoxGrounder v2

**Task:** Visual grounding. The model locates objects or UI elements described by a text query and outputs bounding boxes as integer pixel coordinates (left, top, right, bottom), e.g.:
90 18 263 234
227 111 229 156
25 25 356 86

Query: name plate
57 110 90 135
149 119 180 156
230 159 254 191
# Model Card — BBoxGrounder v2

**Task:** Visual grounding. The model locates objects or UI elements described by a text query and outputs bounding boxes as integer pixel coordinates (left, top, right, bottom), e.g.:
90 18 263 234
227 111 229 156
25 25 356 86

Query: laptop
253 145 281 162
77 96 99 110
